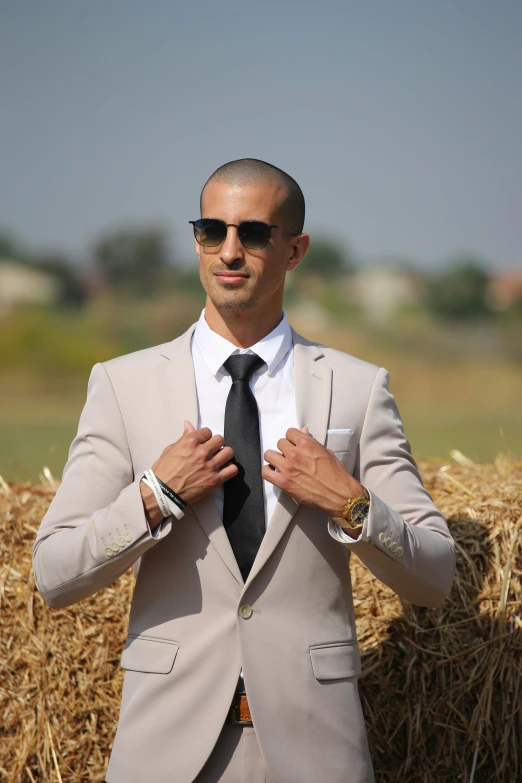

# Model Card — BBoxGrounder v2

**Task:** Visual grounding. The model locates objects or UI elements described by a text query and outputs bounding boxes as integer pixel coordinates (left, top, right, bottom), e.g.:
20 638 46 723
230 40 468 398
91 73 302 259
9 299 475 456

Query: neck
204 299 284 348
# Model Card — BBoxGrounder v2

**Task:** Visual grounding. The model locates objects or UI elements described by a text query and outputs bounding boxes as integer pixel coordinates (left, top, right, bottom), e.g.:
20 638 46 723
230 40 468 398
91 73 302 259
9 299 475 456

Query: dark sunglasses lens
238 222 272 250
194 219 226 247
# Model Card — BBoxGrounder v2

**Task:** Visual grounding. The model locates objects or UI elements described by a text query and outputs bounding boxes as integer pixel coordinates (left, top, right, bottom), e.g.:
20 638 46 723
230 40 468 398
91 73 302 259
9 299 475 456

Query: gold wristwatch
332 486 370 529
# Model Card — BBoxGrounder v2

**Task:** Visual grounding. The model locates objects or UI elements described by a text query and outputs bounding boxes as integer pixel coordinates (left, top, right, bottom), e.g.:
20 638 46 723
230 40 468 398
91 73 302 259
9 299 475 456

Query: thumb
184 420 196 434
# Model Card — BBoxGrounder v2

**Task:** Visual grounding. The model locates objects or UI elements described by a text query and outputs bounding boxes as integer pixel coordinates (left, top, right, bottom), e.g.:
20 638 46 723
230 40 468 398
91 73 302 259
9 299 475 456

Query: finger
286 427 307 445
263 449 286 470
189 426 213 443
276 437 293 456
218 463 239 483
301 425 310 435
262 464 285 487
210 445 234 469
204 433 226 456
184 420 196 433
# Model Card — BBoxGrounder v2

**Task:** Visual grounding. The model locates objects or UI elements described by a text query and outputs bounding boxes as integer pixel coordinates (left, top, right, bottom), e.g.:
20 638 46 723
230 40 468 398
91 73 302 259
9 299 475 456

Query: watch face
351 502 369 525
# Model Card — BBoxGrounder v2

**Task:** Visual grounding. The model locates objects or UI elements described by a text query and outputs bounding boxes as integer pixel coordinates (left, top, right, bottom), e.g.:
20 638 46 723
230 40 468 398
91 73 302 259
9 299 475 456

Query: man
33 159 456 783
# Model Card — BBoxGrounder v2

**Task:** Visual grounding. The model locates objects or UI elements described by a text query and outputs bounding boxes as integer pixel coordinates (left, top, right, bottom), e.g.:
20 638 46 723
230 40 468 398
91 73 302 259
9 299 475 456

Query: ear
286 233 310 272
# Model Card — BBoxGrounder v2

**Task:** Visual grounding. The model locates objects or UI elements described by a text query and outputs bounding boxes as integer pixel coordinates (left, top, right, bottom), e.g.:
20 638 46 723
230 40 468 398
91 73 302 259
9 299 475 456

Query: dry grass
1 455 521 783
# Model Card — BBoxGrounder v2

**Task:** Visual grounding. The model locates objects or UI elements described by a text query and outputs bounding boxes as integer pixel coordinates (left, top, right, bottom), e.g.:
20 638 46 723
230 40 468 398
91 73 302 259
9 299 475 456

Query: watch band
333 485 370 529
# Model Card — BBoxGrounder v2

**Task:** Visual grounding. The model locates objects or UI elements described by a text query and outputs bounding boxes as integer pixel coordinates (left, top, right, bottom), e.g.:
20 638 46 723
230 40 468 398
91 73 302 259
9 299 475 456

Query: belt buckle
228 692 253 726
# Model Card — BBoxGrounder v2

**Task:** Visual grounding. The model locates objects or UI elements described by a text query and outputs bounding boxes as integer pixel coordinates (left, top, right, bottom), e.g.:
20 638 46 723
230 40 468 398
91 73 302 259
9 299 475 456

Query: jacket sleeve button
378 532 386 544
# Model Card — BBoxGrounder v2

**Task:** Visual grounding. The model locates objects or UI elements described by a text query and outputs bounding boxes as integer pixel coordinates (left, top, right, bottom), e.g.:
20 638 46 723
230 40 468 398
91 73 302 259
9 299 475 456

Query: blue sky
1 0 521 269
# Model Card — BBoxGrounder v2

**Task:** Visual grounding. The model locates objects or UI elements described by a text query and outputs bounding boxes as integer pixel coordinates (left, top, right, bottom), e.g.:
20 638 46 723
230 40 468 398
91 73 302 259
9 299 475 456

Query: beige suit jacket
33 323 456 783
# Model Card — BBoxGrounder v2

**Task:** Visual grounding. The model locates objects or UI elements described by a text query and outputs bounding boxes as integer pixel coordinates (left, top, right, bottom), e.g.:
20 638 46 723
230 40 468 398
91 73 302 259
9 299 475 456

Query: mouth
214 271 250 285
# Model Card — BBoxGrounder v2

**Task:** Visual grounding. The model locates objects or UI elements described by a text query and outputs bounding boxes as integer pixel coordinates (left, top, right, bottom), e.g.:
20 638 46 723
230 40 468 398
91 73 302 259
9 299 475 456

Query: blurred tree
297 236 353 278
92 226 173 294
0 230 24 259
425 259 492 320
28 254 87 307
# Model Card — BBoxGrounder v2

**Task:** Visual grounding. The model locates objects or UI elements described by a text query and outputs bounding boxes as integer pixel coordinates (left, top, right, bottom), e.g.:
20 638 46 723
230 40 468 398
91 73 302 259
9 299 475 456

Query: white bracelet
143 469 170 518
157 483 185 520
141 470 185 520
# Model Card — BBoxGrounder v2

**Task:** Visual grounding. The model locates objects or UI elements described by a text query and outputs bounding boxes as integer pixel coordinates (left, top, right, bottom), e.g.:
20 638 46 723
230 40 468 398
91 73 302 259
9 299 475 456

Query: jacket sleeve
329 367 456 607
32 362 173 609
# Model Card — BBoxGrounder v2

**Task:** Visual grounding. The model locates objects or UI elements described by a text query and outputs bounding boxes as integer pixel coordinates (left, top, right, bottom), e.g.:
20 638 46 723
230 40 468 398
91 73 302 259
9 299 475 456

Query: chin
201 276 256 312
208 290 258 312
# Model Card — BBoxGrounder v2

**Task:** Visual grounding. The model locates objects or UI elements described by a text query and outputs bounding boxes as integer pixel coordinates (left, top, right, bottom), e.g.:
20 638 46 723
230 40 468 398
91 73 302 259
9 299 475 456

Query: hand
262 426 364 519
141 421 237 529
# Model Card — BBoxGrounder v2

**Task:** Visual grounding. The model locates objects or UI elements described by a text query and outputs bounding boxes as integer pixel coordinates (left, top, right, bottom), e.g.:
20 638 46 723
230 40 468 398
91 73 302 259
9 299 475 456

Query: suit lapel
159 324 244 587
243 332 332 590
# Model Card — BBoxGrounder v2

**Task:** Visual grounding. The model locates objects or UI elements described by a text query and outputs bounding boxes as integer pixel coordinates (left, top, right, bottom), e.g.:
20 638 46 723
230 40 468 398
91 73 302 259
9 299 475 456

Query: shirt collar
193 308 293 378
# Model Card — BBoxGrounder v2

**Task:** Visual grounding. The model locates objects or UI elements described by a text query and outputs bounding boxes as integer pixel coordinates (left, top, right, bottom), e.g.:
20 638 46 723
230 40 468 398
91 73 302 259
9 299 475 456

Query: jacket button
104 547 114 558
396 546 403 557
390 541 398 552
384 537 392 548
239 604 253 619
124 530 134 543
118 537 126 548
378 532 386 543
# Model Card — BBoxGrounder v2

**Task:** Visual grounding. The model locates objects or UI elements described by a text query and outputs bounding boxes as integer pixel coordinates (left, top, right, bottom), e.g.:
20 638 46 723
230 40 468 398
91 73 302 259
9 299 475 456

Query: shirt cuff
328 518 364 544
147 515 169 539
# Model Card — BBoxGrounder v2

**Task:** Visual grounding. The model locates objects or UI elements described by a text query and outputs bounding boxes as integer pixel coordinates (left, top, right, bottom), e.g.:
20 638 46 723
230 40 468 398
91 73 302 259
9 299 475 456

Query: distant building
347 264 424 323
488 270 522 311
0 259 60 316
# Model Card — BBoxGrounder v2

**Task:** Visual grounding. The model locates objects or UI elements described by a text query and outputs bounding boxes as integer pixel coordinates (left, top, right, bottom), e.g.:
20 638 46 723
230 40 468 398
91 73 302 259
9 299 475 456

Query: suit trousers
194 722 275 783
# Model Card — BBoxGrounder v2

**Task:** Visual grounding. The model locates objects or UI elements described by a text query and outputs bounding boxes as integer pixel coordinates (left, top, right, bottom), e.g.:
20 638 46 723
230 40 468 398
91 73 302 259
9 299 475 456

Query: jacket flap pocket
309 641 361 680
325 429 354 454
121 635 180 674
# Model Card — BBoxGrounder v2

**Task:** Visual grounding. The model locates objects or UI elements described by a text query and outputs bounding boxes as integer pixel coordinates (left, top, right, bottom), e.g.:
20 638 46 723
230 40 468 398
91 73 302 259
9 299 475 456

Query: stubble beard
203 272 260 312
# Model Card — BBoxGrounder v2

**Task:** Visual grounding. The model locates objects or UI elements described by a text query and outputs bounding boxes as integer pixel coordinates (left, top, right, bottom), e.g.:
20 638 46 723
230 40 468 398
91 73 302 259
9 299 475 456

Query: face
196 179 309 314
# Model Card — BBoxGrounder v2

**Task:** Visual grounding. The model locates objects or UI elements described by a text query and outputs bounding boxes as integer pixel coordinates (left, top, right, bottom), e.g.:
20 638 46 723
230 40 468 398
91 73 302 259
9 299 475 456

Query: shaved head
201 158 305 234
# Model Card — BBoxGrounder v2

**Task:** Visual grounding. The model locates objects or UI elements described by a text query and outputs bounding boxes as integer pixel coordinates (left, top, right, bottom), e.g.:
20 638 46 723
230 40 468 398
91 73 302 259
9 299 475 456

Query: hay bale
0 457 520 782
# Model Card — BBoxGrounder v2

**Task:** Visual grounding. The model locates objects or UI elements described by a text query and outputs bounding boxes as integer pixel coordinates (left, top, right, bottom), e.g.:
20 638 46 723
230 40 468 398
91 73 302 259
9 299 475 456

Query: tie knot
224 353 265 383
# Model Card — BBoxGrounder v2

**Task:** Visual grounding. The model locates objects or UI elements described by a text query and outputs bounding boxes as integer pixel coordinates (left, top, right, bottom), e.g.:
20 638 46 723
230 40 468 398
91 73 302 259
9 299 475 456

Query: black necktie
223 353 266 581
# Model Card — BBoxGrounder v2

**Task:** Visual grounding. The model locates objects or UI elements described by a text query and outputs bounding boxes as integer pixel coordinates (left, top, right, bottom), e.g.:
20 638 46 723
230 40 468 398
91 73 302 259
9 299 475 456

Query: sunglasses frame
189 218 299 250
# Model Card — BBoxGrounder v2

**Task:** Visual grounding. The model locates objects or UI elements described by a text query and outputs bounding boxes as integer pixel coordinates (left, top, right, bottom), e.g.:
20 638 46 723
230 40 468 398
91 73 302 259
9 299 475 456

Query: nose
220 225 244 265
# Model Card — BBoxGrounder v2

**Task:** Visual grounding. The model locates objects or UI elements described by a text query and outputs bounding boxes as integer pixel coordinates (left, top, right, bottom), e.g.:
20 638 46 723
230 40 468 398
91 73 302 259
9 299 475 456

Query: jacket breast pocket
309 640 361 680
121 634 180 674
325 428 355 455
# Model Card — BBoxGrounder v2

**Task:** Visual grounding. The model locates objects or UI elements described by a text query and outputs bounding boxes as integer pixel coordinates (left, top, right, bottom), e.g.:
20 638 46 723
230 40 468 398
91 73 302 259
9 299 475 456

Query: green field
1 316 520 483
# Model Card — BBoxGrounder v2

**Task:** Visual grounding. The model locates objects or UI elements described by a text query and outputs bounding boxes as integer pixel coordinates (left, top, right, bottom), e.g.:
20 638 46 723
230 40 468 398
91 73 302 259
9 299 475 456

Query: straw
0 454 521 782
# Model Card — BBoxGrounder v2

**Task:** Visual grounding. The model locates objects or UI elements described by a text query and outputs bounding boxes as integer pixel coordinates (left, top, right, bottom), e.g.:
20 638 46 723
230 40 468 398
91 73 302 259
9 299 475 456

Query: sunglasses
189 218 298 250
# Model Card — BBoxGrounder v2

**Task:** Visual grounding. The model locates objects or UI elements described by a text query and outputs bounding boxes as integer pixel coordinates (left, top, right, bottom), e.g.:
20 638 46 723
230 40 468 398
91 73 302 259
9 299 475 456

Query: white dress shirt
150 308 362 546
193 308 297 526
